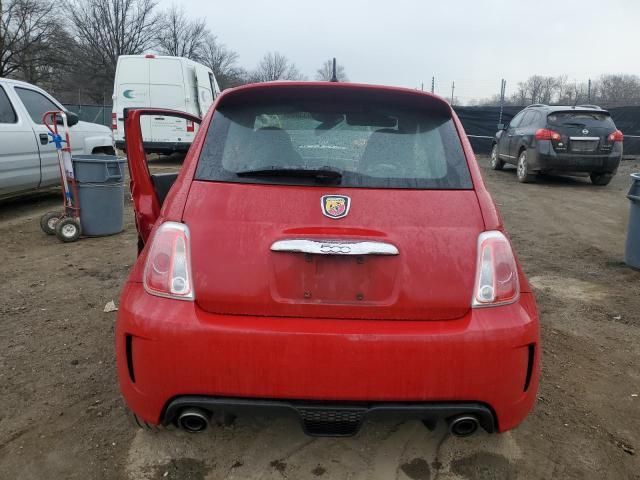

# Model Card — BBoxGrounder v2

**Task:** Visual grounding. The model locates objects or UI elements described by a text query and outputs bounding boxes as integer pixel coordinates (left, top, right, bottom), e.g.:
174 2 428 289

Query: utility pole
587 78 592 103
421 82 424 91
498 79 506 128
431 76 435 94
330 58 338 82
450 81 455 105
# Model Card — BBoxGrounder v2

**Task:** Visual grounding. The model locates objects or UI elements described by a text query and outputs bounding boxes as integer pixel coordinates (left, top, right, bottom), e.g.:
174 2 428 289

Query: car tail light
608 130 623 142
535 128 561 141
111 112 117 130
472 231 519 307
186 120 195 133
143 222 194 301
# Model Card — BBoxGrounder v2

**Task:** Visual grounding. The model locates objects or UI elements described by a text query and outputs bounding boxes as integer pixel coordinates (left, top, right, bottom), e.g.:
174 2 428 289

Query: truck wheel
516 150 536 183
490 145 504 170
55 217 82 242
40 211 61 235
590 173 613 186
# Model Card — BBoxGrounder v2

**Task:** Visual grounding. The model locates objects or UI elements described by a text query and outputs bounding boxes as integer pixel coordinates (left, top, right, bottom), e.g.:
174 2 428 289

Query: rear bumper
116 283 540 434
115 140 191 154
164 396 496 436
531 141 622 173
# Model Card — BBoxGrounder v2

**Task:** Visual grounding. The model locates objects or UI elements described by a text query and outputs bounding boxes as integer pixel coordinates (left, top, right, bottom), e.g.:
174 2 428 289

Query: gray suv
491 104 623 185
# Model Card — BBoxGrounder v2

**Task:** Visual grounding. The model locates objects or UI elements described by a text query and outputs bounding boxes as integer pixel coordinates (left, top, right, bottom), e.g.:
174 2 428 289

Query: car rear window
195 97 472 189
547 111 615 128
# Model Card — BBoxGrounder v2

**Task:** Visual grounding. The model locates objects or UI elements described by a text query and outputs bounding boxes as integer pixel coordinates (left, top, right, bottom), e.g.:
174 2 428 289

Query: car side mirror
497 123 507 130
59 111 79 127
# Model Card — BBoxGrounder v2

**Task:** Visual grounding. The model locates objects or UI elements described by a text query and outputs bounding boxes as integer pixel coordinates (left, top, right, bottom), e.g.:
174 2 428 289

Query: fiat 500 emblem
321 195 350 219
582 129 589 135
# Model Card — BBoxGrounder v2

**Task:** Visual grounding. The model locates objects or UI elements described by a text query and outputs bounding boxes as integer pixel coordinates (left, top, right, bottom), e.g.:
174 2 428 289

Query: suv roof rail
526 104 547 108
576 104 602 109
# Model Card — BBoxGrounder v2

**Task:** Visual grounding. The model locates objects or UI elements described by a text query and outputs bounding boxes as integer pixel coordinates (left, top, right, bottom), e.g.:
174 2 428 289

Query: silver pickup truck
0 78 114 200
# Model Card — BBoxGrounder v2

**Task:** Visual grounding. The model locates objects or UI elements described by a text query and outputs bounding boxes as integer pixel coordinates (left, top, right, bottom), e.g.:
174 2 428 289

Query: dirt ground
1 155 639 480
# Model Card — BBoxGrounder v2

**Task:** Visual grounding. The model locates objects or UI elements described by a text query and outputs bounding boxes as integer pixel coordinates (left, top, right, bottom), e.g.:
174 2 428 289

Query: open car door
123 108 201 248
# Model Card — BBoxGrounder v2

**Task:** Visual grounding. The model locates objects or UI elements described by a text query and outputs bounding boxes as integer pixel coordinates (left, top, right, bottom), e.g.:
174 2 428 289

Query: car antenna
330 58 338 82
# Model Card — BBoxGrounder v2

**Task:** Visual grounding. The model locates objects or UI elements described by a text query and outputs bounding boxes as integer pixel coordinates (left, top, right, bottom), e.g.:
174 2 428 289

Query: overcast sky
161 0 639 102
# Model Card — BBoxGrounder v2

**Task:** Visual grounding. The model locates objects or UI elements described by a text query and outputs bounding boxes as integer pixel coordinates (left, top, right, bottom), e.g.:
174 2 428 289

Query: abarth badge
321 195 350 219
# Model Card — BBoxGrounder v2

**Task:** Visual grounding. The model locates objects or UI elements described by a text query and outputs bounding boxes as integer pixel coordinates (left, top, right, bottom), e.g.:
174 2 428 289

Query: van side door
148 58 189 143
195 66 214 115
0 84 41 197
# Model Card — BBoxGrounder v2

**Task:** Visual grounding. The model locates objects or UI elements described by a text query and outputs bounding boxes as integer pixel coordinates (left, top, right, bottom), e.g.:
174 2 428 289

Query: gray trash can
625 173 640 269
72 155 127 236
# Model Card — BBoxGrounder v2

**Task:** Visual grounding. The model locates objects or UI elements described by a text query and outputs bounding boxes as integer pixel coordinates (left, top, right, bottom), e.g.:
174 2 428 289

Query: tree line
471 74 640 108
0 0 348 104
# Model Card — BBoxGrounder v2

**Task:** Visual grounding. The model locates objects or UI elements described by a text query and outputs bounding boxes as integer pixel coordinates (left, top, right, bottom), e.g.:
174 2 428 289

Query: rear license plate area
570 140 598 153
271 253 398 304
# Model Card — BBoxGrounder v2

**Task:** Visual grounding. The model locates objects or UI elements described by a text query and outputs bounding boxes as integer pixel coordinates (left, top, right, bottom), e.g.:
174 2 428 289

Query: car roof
218 81 454 115
0 77 44 89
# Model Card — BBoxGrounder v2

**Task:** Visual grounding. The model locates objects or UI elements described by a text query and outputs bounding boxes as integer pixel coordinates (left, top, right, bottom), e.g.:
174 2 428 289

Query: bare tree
0 0 61 78
251 51 304 82
198 34 246 88
69 0 159 77
67 0 160 102
315 59 348 81
156 4 207 59
595 74 640 107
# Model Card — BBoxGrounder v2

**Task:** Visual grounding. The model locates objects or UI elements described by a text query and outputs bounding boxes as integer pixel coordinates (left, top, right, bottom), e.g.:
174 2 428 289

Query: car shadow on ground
0 191 61 222
124 417 522 480
493 164 599 188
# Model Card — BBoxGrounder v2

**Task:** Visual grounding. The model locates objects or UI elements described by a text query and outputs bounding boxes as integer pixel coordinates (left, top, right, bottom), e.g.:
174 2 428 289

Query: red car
116 82 539 438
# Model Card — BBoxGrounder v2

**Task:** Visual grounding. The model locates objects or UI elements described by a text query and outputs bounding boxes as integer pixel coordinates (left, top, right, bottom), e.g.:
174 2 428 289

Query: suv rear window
195 98 472 189
547 111 615 128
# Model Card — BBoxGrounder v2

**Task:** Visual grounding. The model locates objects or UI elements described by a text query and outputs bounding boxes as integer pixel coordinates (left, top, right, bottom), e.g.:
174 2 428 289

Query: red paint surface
116 284 539 432
118 82 540 432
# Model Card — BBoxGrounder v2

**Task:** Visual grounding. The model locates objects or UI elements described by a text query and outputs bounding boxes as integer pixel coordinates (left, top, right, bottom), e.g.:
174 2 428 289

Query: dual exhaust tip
448 414 480 437
177 408 209 433
176 408 481 437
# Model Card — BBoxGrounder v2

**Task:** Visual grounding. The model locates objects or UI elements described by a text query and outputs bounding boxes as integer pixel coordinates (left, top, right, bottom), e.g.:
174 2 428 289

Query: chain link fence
62 104 111 127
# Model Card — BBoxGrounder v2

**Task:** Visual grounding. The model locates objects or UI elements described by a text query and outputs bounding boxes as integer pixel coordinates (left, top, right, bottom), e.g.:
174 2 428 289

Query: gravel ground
0 155 639 479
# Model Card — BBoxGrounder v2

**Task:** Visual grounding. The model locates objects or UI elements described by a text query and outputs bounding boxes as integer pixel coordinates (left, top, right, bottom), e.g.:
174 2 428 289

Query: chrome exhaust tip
449 415 480 437
177 408 210 433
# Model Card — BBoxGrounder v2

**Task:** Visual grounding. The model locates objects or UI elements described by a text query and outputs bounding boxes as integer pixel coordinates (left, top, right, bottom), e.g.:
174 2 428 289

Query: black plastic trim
524 343 535 392
125 335 135 383
162 396 496 437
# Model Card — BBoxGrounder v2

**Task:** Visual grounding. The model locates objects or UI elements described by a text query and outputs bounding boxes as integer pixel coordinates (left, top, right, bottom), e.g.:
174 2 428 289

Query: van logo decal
321 195 350 219
123 89 135 99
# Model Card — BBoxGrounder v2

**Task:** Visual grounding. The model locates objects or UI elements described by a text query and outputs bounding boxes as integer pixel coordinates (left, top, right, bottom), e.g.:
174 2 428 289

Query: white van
112 55 220 154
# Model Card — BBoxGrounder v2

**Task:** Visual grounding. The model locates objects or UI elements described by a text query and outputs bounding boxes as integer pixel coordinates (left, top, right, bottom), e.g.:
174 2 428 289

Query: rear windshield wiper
236 166 343 180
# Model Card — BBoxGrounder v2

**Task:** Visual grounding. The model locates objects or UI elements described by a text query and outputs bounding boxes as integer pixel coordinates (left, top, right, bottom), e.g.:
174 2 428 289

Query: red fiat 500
116 82 539 437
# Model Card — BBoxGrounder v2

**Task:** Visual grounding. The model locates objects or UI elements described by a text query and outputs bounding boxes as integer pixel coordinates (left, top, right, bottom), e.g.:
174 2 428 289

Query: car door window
14 87 60 124
530 111 542 127
509 111 525 128
518 111 534 128
0 86 17 123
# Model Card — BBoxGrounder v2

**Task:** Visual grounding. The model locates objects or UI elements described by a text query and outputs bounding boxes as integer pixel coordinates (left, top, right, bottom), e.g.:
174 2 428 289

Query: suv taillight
143 222 194 301
535 128 561 141
111 112 117 131
186 120 195 133
472 231 519 308
608 130 623 142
